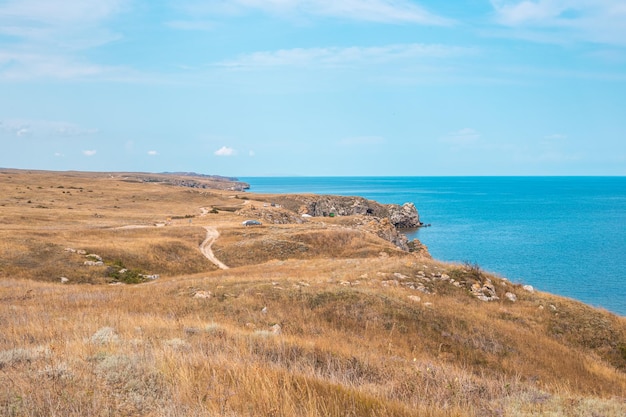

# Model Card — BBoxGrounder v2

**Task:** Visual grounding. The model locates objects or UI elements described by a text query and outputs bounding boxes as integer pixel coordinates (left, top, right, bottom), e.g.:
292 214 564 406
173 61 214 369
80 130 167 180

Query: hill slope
0 169 624 416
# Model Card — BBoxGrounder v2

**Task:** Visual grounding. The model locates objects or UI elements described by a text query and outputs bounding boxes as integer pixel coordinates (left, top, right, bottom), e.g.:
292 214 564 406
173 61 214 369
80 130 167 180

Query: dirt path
200 226 229 270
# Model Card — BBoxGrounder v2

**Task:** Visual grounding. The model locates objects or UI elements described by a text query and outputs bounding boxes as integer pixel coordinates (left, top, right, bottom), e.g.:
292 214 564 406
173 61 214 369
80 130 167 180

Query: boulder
387 202 421 228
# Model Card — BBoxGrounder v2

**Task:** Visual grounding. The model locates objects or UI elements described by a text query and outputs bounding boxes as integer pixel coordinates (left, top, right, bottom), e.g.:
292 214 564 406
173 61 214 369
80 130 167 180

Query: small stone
60 277 69 283
339 281 351 286
261 306 268 314
416 285 430 294
549 304 557 311
441 274 450 280
523 285 535 293
193 290 212 299
505 292 517 302
270 324 282 335
408 295 421 303
394 273 409 280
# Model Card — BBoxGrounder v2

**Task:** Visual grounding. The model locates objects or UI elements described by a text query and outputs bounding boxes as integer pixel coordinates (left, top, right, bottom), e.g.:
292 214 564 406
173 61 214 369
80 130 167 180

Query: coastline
241 176 626 317
0 168 624 416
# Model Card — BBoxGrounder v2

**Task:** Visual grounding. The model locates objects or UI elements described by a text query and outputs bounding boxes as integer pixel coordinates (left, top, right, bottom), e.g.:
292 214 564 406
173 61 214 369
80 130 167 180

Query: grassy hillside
0 169 624 416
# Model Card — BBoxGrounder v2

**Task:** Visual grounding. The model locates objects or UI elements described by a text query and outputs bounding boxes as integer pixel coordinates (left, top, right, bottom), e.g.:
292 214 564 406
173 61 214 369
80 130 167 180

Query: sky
1 0 625 177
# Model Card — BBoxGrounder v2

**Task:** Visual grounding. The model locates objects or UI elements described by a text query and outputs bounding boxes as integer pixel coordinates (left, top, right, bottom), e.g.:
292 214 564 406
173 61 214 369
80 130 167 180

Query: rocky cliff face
387 202 421 228
267 194 421 229
253 194 424 252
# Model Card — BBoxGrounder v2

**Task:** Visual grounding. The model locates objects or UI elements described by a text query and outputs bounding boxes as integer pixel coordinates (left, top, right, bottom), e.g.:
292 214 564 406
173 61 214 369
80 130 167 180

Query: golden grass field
0 169 624 416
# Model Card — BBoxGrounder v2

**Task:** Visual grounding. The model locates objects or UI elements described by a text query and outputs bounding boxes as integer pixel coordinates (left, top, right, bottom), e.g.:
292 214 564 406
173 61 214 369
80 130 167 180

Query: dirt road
200 226 229 270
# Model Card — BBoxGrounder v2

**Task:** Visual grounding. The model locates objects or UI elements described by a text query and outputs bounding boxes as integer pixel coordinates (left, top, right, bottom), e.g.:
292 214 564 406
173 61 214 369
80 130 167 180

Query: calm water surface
241 177 626 316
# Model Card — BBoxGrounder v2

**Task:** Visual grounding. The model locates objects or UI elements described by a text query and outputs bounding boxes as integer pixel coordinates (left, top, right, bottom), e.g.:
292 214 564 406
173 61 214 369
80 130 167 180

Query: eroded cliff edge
238 193 427 254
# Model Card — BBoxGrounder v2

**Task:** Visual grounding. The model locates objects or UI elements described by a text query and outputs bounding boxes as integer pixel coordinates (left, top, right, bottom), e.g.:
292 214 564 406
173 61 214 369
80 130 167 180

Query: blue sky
1 0 625 176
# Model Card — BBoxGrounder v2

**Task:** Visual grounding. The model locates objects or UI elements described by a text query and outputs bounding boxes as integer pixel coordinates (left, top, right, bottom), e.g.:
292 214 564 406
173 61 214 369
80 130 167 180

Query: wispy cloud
0 0 130 80
0 51 126 81
490 0 626 45
179 0 453 25
442 128 481 144
83 150 97 156
0 0 127 46
218 43 474 69
147 150 159 156
0 119 97 137
214 146 236 156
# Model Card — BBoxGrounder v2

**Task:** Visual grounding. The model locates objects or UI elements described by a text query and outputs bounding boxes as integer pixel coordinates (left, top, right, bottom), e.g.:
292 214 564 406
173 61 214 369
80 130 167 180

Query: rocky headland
234 194 424 252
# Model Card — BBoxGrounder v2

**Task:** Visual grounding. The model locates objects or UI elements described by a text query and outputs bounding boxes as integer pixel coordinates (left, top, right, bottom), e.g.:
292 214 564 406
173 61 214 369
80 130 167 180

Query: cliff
238 194 423 251
253 194 422 228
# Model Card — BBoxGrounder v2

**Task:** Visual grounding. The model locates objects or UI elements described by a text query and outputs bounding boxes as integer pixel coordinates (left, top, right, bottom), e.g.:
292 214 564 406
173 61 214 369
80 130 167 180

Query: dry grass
0 169 624 416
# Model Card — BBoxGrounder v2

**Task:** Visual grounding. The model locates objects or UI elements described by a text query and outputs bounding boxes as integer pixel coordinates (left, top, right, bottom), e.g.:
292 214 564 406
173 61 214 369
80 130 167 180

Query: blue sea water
240 177 626 316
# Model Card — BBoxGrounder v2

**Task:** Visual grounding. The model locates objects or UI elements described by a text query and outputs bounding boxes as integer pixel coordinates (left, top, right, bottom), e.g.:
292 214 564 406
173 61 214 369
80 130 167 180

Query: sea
240 177 626 317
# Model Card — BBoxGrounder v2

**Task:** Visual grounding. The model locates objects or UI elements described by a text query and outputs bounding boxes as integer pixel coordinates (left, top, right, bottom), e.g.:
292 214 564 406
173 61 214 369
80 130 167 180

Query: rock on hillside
345 216 430 255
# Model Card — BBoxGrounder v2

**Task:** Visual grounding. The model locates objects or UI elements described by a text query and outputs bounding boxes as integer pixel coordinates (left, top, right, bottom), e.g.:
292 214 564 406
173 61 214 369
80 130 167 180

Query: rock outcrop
263 194 421 229
243 194 426 252
388 202 421 228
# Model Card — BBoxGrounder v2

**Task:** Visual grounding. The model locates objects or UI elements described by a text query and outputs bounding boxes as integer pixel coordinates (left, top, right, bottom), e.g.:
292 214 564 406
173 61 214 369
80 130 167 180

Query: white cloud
214 146 236 156
16 128 31 137
54 152 64 157
0 51 124 81
0 119 97 137
490 0 626 45
218 43 473 69
83 150 97 156
0 0 130 80
147 150 158 156
179 0 452 25
0 0 127 46
249 150 255 156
